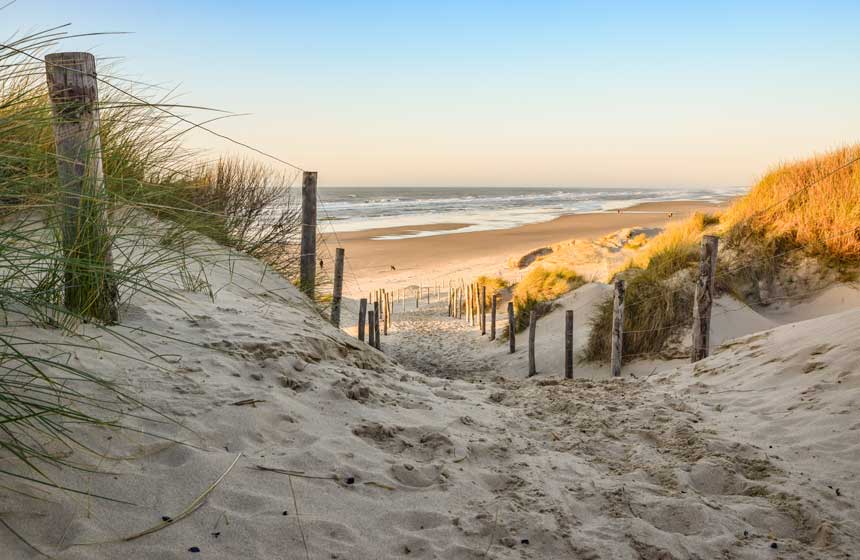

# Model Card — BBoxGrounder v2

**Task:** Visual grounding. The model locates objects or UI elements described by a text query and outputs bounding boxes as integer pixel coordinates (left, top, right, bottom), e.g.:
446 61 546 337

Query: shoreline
325 200 728 294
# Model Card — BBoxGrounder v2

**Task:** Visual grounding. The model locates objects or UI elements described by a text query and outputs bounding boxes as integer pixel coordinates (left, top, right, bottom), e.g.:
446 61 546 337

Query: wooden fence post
358 298 367 341
507 302 516 354
367 310 375 347
45 52 118 323
373 301 381 349
611 279 625 377
565 310 574 379
382 290 391 336
480 285 487 335
330 247 345 327
490 294 498 341
299 170 318 299
691 235 719 362
528 310 537 377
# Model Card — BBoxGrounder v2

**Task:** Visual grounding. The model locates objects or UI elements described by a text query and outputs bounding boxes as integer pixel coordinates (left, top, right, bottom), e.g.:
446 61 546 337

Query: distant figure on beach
617 209 622 214
319 258 324 269
668 212 674 218
390 265 396 271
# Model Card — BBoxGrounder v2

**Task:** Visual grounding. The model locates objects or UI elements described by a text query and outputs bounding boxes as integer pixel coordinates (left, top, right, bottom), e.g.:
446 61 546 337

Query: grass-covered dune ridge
584 144 860 362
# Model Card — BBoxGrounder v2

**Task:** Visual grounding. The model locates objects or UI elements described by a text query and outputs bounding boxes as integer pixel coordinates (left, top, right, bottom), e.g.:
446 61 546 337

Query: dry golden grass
723 145 860 261
511 265 584 331
474 275 510 305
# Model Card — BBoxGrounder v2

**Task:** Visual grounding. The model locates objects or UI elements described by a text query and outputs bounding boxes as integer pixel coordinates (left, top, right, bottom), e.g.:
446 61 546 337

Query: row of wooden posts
446 280 574 377
445 235 718 378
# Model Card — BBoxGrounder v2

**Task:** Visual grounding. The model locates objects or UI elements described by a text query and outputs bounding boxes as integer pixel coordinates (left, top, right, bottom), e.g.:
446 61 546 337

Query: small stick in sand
507 302 516 353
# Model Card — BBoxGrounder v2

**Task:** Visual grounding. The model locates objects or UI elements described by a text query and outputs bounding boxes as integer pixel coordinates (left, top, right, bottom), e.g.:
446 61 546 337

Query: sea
317 186 745 239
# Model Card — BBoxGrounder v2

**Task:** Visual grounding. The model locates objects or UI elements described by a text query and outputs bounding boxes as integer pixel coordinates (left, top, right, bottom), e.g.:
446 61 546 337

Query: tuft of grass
511 265 584 331
474 275 509 306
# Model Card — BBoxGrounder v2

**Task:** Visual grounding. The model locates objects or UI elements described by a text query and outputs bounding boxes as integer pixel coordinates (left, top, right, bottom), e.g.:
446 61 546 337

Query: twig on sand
287 474 311 560
121 453 242 542
0 517 52 558
252 465 337 480
483 502 501 557
231 398 266 407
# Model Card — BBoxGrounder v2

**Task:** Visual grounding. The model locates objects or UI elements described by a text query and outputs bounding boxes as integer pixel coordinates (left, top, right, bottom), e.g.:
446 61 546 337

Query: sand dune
3 215 859 558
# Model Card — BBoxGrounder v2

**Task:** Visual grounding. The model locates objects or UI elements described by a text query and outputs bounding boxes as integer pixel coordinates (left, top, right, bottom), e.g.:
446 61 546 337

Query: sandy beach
327 200 727 295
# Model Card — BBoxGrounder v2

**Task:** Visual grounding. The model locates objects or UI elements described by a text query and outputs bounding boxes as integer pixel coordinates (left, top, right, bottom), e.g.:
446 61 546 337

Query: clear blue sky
4 0 860 188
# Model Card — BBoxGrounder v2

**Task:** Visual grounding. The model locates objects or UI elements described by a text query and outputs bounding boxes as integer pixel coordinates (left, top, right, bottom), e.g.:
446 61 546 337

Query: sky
3 0 860 188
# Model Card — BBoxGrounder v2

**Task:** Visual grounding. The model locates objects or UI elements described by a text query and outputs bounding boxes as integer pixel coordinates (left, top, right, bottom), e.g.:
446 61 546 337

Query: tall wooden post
45 52 118 323
528 311 537 377
691 236 719 362
611 279 625 377
490 295 498 341
564 310 574 379
299 171 318 299
383 291 389 335
330 247 345 327
373 301 381 349
358 298 367 341
480 285 487 335
367 310 375 347
507 302 516 354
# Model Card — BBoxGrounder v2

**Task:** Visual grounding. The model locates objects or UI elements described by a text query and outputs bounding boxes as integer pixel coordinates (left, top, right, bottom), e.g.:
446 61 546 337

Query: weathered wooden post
382 290 391 336
528 311 537 377
373 300 381 349
691 235 719 362
358 298 367 341
490 294 498 341
299 171 318 299
507 302 516 354
611 279 625 377
330 247 345 327
415 287 420 309
46 52 118 323
426 286 430 305
367 309 375 347
480 285 487 335
565 310 574 379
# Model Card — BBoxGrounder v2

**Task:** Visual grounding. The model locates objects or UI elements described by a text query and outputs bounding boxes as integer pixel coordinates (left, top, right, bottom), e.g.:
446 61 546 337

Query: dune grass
584 145 860 362
0 27 309 496
474 275 510 305
511 265 584 332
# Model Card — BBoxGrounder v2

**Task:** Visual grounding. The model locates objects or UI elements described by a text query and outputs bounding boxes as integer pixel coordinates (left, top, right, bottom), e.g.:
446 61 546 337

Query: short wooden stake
611 279 625 377
507 301 516 354
46 52 118 323
358 298 367 341
330 247 345 327
528 311 537 377
367 310 375 347
373 301 381 349
564 310 574 379
490 295 498 341
383 291 389 336
299 171 318 299
480 285 487 335
691 235 719 363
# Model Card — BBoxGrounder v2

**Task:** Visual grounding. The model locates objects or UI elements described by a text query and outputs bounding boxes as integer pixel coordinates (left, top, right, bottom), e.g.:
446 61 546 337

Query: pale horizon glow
3 1 859 189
